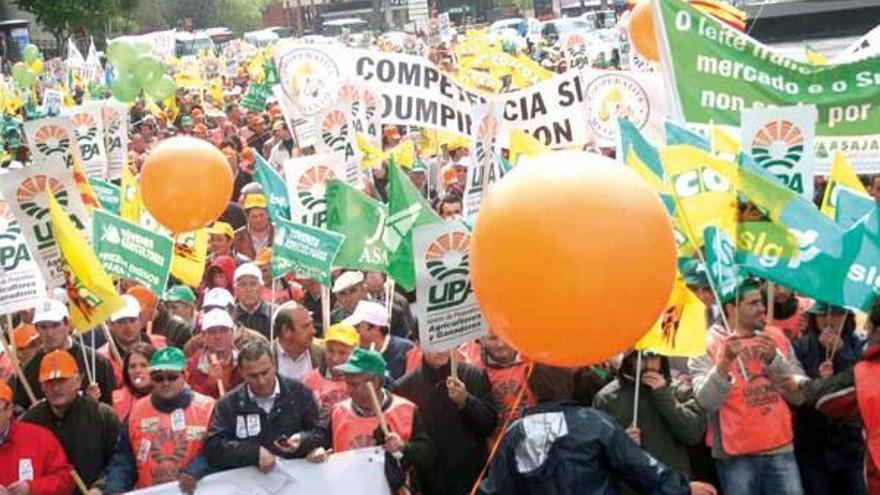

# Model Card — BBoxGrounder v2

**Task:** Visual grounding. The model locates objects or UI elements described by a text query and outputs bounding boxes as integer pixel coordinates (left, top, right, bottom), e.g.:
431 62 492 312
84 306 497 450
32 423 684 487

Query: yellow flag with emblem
47 188 123 332
820 152 869 219
70 142 100 211
170 229 208 287
119 164 142 223
636 275 707 356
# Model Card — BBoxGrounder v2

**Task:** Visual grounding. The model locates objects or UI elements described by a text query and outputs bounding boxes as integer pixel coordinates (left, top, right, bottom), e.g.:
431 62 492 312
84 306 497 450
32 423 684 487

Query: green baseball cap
162 285 196 303
680 259 709 288
410 159 428 174
720 278 762 305
334 348 387 376
150 347 187 372
807 301 847 315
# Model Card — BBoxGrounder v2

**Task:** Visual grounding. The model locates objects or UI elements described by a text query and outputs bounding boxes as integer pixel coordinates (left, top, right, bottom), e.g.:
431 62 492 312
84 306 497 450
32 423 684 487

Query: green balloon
11 62 35 88
132 41 153 56
23 44 40 64
134 54 165 89
108 40 137 70
151 75 176 101
111 74 139 103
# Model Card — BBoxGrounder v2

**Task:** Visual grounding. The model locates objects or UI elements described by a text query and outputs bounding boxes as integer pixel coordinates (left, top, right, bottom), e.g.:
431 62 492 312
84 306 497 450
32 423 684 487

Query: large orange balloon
630 0 659 62
470 152 676 367
141 137 233 233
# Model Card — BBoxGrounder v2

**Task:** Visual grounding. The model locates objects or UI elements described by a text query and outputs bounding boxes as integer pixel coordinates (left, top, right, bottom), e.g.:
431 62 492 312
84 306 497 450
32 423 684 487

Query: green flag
386 162 443 290
703 226 743 303
92 209 174 294
272 216 344 286
325 179 388 272
88 177 121 214
254 154 291 221
835 186 876 230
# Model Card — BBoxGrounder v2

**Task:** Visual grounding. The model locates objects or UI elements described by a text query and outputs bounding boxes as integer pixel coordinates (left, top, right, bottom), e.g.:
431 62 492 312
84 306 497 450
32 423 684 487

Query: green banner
254 154 291 221
656 0 880 166
272 217 345 286
325 179 389 272
88 177 121 214
92 209 174 294
241 83 272 112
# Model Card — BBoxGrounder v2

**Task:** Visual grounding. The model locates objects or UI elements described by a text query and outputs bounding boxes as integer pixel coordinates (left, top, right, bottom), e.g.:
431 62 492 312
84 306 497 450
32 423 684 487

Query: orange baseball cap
13 324 39 348
241 147 256 166
0 380 11 404
127 285 157 312
39 350 79 382
255 248 272 266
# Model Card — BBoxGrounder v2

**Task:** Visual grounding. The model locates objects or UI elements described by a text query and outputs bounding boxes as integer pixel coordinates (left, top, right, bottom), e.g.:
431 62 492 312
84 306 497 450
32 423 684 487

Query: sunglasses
151 373 182 383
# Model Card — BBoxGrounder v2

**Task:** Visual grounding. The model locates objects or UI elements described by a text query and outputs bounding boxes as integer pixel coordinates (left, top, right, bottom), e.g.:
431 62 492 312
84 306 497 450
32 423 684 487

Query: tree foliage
13 0 139 46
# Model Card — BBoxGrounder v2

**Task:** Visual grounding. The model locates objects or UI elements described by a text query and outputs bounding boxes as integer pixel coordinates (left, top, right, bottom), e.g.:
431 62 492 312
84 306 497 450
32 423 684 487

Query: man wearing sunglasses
104 347 215 495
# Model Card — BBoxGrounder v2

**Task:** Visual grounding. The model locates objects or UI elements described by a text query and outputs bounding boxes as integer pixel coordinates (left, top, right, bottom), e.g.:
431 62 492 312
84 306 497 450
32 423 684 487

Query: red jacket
0 419 75 495
185 351 243 399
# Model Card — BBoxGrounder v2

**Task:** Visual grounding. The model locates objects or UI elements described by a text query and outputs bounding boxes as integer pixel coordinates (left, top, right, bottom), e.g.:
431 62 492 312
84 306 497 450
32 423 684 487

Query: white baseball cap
332 271 365 294
33 298 70 325
234 262 263 283
202 309 234 330
342 300 389 328
203 288 235 310
111 295 142 322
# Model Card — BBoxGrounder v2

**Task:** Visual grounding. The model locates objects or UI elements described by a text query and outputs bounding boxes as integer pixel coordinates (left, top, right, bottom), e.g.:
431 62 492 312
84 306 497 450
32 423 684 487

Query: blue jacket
479 402 692 495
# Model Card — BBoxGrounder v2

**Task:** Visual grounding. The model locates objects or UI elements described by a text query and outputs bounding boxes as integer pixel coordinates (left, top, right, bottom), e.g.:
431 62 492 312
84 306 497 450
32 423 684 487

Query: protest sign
0 195 47 313
325 179 389 272
463 105 505 219
63 101 109 178
41 89 63 116
273 85 319 147
0 162 91 288
101 100 129 180
277 46 343 117
92 209 174 294
284 153 347 230
272 217 345 285
88 178 121 214
129 448 390 495
741 105 818 198
23 116 76 171
413 221 487 352
655 0 880 169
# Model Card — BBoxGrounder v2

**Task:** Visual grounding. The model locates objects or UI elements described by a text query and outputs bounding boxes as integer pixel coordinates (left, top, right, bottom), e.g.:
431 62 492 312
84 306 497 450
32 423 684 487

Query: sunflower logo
0 199 20 239
33 125 71 156
751 120 804 171
320 110 349 154
475 114 497 166
296 165 337 211
425 231 470 281
16 176 67 220
69 112 98 143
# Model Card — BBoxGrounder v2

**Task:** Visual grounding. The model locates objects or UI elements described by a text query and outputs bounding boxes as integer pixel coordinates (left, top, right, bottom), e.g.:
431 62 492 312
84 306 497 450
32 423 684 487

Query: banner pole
5 315 17 365
366 382 390 437
385 277 395 321
102 325 124 367
766 282 775 326
450 349 458 380
321 285 331 338
77 334 95 385
0 330 36 404
826 313 848 363
632 350 643 429
71 469 89 495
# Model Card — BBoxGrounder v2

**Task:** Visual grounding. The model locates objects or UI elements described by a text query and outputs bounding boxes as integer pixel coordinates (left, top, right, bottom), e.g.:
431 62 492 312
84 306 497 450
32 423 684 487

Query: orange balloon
630 0 659 62
141 137 233 233
470 152 676 367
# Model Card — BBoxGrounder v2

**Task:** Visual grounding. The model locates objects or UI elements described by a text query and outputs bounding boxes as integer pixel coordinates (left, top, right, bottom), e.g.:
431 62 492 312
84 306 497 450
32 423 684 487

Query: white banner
62 101 109 178
283 153 347 230
101 100 130 180
414 221 487 352
0 193 47 313
23 116 77 171
129 448 390 495
833 25 880 63
463 105 505 219
273 85 319 149
741 104 818 199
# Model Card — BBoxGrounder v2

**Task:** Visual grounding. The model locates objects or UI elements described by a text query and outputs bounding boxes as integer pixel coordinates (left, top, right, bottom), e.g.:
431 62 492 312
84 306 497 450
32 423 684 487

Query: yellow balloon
29 59 43 74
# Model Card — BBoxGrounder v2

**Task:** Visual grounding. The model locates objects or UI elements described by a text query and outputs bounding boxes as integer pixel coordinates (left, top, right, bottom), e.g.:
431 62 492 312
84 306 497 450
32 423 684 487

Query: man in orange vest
308 348 434 493
104 347 215 494
302 324 359 417
688 279 808 495
479 332 535 427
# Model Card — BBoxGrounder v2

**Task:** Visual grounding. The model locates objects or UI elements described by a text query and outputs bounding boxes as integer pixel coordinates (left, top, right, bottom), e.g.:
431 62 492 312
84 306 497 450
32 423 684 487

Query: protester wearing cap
0 323 41 383
16 298 116 409
204 255 236 299
273 302 324 383
183 288 267 358
792 300 864 493
186 309 243 399
302 324 359 417
162 285 197 324
104 347 215 494
362 271 416 340
127 285 193 351
233 194 274 261
0 378 76 494
268 121 295 171
204 340 328 474
330 270 368 323
234 263 273 340
344 300 414 381
21 350 121 494
208 222 250 266
395 347 497 495
769 284 814 341
688 279 808 495
408 159 438 206
310 348 433 494
100 295 168 387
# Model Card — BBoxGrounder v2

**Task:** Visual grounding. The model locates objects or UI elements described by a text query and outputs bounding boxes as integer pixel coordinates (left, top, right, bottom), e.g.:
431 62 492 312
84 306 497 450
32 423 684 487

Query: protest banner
325 179 389 272
272 216 345 285
0 162 92 288
740 105 818 197
277 46 344 118
0 195 47 313
88 178 121 214
101 100 130 180
129 448 390 495
23 116 76 171
654 0 880 169
272 85 319 148
92 209 174 294
63 101 109 178
284 153 347 230
463 105 506 219
413 220 487 352
833 25 880 63
41 89 63 116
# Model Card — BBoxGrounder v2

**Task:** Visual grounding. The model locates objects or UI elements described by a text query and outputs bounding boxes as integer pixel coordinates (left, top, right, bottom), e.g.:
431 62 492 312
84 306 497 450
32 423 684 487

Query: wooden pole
70 469 89 495
766 282 775 326
385 278 395 321
826 313 848 363
5 315 17 365
101 325 124 366
210 353 226 396
632 350 643 428
321 285 331 337
366 382 390 436
0 332 36 404
450 348 458 380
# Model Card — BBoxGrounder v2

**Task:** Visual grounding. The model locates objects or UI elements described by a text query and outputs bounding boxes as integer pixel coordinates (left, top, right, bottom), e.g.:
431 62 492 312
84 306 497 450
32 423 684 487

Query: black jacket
479 402 693 495
203 376 329 470
395 362 498 495
235 302 272 341
21 396 120 490
151 308 193 350
15 341 116 409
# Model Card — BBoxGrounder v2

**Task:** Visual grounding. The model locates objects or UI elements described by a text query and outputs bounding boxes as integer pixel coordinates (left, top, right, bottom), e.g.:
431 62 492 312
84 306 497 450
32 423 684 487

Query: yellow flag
208 78 225 106
119 165 142 223
820 152 870 218
163 97 180 123
389 139 415 168
70 143 100 211
356 133 386 169
636 275 707 356
509 130 548 165
47 189 123 332
170 229 208 287
806 48 828 66
710 126 740 161
418 128 440 157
